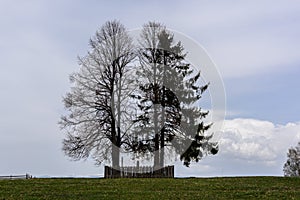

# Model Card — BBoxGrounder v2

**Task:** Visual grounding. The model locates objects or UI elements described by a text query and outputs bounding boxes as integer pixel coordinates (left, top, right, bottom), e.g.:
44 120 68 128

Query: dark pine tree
130 23 218 168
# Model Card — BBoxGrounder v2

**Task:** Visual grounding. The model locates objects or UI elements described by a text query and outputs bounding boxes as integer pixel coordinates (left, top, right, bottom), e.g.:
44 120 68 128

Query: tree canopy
59 20 135 168
59 20 218 169
283 142 300 177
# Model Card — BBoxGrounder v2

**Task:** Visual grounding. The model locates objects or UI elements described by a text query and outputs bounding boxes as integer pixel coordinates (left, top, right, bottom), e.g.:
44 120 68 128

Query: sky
0 0 300 177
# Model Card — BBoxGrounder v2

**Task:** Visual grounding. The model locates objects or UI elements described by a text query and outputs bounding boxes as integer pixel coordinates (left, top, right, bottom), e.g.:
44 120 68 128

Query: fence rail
104 165 174 178
0 174 32 180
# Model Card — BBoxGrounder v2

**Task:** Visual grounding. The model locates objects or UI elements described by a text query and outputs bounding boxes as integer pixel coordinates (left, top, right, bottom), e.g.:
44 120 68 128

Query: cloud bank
176 118 300 177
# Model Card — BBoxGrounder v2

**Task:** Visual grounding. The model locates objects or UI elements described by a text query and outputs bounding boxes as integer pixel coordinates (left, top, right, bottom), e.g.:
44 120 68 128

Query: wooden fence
0 174 32 180
104 165 174 178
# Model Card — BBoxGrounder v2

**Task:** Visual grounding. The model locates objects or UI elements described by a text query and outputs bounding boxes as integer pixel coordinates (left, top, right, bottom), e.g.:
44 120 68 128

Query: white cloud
220 118 300 164
176 118 300 177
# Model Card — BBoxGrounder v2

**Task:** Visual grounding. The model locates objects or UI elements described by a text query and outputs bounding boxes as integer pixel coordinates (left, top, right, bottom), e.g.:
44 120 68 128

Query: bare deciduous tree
283 142 300 177
59 20 135 168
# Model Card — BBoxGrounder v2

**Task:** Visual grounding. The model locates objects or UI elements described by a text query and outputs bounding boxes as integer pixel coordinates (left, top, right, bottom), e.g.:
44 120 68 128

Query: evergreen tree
131 22 218 167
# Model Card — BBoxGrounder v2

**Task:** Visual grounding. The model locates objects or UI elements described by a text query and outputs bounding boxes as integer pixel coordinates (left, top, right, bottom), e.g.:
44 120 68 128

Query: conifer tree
131 22 218 167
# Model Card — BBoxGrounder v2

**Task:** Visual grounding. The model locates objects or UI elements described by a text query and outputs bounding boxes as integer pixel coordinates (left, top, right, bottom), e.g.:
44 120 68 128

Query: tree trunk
153 100 160 170
160 91 165 168
153 49 160 170
111 115 120 169
112 142 120 169
160 53 167 168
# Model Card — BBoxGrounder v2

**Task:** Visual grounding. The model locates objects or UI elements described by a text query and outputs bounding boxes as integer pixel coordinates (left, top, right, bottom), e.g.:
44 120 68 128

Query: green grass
0 177 299 199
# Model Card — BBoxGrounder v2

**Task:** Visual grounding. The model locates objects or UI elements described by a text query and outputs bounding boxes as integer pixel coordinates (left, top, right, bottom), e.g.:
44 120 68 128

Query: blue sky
0 0 300 177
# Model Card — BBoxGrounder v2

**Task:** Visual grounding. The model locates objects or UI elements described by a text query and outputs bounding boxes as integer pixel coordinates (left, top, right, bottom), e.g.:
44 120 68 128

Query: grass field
0 177 299 199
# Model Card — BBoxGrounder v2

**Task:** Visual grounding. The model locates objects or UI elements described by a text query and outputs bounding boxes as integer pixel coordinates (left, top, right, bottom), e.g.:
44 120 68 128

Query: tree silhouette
60 20 218 170
59 20 135 168
283 142 300 177
130 22 218 168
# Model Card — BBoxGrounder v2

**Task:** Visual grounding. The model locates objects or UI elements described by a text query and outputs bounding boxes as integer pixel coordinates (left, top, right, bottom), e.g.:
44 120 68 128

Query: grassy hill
0 177 299 199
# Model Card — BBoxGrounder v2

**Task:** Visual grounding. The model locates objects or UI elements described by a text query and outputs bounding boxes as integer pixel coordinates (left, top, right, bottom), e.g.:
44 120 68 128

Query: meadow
0 177 299 199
